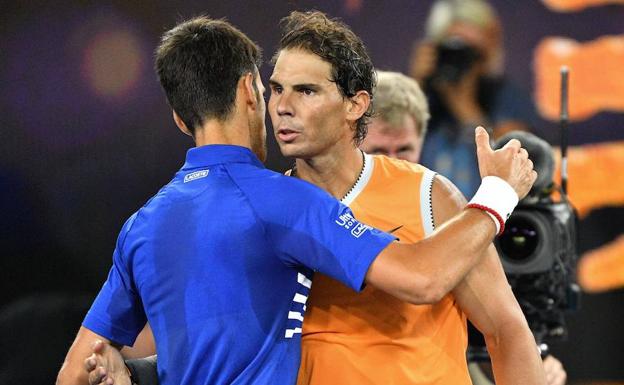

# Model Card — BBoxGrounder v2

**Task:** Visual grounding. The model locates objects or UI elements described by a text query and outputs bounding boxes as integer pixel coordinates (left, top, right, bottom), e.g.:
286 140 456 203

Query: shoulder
369 155 436 190
372 154 427 175
243 166 333 198
370 155 436 190
111 211 141 260
364 154 437 196
121 211 140 236
227 165 340 218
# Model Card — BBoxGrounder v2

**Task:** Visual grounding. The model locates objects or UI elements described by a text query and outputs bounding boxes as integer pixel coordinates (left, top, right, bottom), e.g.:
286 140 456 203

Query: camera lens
499 216 540 262
433 37 481 83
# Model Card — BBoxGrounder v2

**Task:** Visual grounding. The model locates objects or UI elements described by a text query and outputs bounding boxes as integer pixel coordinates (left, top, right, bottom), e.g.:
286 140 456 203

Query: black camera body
486 130 581 346
495 194 580 343
498 198 576 274
491 131 580 346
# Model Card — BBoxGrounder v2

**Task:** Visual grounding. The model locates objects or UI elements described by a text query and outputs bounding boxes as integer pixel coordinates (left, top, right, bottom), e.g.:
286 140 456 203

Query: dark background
1 1 622 383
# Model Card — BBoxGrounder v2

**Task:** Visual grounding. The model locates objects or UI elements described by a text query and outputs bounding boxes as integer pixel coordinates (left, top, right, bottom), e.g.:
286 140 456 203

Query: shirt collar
182 145 264 170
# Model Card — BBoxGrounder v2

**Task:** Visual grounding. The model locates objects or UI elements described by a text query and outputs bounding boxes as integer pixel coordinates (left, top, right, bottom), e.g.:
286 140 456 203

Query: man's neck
193 115 251 149
294 145 364 201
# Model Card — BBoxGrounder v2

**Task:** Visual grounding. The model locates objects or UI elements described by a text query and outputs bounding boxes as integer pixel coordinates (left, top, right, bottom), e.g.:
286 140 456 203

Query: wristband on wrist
467 176 519 236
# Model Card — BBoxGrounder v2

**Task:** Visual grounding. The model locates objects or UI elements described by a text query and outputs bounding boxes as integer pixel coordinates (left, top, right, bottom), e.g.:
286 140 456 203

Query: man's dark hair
155 16 262 134
275 11 375 145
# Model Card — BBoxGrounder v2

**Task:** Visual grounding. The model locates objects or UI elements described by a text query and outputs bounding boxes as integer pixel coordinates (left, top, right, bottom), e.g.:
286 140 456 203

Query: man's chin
276 142 298 158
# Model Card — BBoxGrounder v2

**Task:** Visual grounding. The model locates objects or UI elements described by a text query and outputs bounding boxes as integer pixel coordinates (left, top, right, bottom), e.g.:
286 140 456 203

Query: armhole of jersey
420 169 436 236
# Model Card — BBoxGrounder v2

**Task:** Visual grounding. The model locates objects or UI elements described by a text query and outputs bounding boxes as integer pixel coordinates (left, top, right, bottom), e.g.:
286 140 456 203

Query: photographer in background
409 0 539 197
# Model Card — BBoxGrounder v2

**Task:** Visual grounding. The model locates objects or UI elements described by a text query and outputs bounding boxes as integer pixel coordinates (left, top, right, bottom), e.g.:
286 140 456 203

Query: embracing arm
366 127 536 304
430 174 546 385
83 325 159 385
56 327 121 385
83 344 158 385
366 203 498 304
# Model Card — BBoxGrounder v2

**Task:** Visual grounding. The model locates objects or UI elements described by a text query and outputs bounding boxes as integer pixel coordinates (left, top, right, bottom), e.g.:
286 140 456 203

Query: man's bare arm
85 340 156 385
366 207 497 304
120 324 156 359
366 127 536 304
456 248 546 385
431 174 546 385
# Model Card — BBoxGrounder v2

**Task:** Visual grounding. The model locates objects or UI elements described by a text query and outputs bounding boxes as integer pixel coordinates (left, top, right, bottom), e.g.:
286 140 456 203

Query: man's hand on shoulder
84 340 131 385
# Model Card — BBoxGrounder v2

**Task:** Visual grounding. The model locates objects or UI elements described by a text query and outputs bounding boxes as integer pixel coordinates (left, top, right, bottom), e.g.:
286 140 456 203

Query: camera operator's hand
408 40 437 84
475 126 537 200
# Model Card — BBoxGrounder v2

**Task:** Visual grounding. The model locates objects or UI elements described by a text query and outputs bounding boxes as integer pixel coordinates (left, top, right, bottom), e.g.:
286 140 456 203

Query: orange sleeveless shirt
298 155 471 385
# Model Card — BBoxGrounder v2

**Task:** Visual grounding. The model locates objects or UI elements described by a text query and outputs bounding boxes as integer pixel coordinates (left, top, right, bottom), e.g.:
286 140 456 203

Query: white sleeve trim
420 169 436 236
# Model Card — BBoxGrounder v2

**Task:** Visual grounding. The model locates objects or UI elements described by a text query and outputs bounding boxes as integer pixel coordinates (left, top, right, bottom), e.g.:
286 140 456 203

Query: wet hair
155 16 262 134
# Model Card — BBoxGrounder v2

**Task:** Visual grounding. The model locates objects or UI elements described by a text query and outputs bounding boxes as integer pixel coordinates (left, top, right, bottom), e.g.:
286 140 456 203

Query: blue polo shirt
83 145 395 385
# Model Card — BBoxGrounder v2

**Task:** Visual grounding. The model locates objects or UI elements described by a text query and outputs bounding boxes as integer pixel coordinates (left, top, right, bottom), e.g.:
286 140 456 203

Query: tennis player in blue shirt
56 16 536 385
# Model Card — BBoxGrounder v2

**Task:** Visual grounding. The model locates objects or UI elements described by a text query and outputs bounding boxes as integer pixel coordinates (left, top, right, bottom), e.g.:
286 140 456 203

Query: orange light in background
542 0 624 12
553 141 624 218
551 141 624 293
344 0 364 15
578 235 624 292
82 29 143 100
534 35 624 121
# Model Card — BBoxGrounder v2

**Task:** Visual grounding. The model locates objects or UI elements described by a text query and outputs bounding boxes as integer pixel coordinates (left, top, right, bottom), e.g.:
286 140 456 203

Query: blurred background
1 0 623 384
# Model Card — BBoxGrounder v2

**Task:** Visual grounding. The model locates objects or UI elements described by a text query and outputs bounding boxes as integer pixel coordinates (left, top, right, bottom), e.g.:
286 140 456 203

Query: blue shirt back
83 145 394 385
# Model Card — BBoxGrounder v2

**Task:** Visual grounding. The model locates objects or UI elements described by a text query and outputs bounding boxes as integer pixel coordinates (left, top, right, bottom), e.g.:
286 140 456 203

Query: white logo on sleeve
335 212 372 238
183 170 209 183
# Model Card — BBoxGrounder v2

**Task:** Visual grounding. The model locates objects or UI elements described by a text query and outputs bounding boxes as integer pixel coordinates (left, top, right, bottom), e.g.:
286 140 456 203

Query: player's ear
173 110 193 137
240 72 262 111
346 90 371 123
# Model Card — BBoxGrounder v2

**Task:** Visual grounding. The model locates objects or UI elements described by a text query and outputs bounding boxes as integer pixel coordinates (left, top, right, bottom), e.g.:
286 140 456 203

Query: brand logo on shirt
386 224 403 241
183 169 209 183
335 212 372 238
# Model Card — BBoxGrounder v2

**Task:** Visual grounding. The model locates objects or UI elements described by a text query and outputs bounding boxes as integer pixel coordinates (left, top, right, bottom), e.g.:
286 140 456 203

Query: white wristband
467 176 519 236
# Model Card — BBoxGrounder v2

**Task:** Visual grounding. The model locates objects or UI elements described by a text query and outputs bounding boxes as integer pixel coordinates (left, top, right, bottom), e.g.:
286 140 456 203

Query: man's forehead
270 48 333 84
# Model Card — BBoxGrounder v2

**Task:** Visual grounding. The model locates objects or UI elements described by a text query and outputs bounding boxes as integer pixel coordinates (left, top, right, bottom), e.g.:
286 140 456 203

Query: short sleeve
82 214 147 346
230 168 395 292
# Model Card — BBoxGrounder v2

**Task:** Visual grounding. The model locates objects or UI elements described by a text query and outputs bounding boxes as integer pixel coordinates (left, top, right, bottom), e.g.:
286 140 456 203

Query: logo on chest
183 169 209 183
